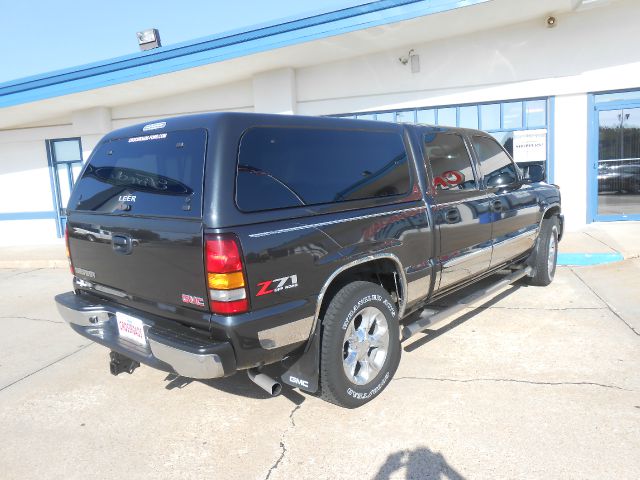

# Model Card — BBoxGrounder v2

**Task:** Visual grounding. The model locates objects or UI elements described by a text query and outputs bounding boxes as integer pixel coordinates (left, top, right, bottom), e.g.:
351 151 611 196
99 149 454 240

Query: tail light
64 225 74 275
205 234 248 315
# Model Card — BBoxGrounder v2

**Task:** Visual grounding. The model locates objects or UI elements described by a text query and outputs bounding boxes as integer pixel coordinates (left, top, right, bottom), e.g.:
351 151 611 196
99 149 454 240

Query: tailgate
66 128 210 322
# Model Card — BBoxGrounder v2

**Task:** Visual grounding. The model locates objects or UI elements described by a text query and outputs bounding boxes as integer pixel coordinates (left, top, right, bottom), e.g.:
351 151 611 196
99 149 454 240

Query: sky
0 0 373 83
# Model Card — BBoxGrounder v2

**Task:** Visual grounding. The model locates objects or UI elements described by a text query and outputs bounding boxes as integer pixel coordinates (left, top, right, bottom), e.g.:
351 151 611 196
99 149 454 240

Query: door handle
112 234 133 255
491 200 503 212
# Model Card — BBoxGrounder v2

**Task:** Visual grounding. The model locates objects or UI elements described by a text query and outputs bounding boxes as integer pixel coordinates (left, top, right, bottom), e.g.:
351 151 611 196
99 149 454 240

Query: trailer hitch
109 351 140 376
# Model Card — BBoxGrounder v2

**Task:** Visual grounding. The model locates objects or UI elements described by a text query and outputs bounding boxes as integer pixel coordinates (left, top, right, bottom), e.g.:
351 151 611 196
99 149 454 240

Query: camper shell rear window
68 129 206 218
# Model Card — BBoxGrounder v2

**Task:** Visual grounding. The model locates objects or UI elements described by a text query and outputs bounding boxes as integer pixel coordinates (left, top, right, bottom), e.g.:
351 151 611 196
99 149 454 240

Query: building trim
0 211 57 220
0 0 488 108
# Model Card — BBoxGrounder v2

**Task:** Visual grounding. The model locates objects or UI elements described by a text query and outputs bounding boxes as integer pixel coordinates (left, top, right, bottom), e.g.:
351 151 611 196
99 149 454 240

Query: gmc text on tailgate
55 113 563 408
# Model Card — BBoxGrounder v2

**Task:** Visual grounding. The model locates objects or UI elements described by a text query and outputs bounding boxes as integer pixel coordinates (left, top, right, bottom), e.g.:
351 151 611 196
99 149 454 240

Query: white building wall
553 94 589 229
0 137 62 244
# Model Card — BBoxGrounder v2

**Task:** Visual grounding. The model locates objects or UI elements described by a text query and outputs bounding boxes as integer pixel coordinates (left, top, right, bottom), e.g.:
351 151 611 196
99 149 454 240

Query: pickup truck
55 112 562 408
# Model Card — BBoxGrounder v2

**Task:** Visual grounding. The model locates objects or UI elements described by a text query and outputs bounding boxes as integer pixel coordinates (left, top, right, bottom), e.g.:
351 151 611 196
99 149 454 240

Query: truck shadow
162 366 307 405
374 446 465 480
403 280 525 353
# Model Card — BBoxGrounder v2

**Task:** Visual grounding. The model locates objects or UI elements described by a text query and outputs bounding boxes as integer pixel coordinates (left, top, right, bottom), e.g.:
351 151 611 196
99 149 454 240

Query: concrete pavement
0 259 638 479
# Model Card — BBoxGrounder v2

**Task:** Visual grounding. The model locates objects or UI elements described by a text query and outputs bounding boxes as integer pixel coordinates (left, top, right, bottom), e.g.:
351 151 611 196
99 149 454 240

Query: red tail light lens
205 237 242 273
64 225 74 275
205 234 248 315
210 299 249 315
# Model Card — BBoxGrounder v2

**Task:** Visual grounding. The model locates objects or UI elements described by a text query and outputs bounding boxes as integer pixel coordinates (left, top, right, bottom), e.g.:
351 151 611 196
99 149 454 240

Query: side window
424 132 478 191
236 127 410 212
471 136 519 188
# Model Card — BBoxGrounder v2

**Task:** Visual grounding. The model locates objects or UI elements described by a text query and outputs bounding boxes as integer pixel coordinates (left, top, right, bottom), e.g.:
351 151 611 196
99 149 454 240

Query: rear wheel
319 281 400 408
528 217 559 286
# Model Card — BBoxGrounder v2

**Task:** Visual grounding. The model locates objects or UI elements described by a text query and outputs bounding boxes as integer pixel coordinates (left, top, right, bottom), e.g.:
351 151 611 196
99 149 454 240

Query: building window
46 137 84 235
332 97 550 171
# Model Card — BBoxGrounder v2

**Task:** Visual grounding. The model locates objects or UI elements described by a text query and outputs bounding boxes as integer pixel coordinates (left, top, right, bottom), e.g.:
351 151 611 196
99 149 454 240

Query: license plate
116 312 147 346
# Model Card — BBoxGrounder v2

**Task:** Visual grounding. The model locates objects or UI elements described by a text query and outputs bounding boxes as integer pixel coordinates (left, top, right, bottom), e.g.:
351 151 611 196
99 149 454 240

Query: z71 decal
256 275 298 296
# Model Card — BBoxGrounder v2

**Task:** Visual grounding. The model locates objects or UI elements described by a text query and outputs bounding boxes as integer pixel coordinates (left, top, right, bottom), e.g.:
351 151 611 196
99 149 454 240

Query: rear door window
236 127 410 212
68 129 206 217
424 132 478 191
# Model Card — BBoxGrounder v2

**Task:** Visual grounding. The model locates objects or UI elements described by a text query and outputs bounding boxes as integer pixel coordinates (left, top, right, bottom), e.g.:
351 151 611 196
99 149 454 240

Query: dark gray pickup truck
55 112 562 408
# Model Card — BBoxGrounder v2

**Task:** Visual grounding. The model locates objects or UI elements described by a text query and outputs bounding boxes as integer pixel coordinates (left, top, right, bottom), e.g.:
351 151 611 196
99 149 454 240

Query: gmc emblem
181 294 205 307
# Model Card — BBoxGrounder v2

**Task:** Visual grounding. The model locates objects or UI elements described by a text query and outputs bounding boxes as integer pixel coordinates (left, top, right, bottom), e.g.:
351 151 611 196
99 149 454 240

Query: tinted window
236 127 410 212
68 129 206 217
424 132 477 191
472 136 519 187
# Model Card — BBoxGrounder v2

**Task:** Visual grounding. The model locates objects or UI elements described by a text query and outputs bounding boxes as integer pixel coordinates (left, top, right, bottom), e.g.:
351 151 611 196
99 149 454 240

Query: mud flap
280 323 320 393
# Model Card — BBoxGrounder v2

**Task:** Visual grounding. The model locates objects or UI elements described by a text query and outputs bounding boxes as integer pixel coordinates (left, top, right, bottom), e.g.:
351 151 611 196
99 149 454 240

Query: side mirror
525 164 545 183
486 172 517 188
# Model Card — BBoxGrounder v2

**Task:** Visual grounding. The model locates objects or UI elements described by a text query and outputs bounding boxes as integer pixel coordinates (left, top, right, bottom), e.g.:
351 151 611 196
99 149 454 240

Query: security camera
546 16 557 28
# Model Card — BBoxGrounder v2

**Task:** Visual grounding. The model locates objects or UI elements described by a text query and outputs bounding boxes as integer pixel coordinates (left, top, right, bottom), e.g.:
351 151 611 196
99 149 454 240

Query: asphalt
0 248 639 478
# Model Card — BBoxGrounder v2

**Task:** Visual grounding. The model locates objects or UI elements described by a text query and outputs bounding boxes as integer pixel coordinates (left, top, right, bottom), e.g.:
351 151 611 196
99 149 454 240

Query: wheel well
318 259 402 322
543 206 562 240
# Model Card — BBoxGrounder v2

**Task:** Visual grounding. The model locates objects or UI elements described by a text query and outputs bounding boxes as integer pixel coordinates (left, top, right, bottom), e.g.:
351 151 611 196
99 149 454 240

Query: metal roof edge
0 0 488 108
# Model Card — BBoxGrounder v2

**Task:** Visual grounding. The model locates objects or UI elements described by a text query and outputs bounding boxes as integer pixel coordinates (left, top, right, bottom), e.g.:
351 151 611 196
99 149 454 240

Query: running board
402 266 532 341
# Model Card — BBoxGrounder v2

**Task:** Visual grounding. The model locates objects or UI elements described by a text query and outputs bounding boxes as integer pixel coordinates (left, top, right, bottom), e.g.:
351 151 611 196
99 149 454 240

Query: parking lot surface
0 263 638 480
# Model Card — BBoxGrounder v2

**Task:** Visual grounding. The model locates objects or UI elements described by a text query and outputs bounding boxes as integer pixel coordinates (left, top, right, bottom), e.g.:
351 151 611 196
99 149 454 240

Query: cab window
424 132 478 191
471 136 519 188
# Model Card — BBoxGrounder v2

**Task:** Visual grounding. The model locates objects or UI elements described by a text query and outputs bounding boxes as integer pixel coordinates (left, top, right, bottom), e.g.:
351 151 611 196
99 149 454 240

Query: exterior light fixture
136 29 162 51
399 49 420 74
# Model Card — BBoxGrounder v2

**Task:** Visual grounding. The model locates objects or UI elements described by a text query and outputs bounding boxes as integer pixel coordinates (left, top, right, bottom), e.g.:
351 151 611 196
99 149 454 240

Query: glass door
596 107 640 218
47 138 84 235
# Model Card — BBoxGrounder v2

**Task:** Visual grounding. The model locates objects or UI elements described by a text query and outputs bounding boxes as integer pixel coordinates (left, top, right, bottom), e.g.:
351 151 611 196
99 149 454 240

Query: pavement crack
583 232 618 253
264 404 301 480
0 268 43 280
0 315 63 324
393 376 630 391
0 343 93 393
569 267 639 337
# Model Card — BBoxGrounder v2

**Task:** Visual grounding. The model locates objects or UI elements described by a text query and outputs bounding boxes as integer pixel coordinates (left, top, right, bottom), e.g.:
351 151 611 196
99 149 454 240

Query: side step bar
402 266 532 341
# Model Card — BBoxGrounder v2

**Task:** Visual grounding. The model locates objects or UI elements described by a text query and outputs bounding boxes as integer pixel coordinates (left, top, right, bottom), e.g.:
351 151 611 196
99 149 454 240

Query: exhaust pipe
247 368 282 396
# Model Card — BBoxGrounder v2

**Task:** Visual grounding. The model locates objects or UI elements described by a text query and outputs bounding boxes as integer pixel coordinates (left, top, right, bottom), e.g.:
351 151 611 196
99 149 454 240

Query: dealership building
0 0 639 244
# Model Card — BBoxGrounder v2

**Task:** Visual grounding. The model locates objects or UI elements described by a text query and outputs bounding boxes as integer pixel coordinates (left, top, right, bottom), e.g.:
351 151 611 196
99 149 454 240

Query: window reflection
396 110 415 123
459 106 478 129
480 104 500 130
597 107 640 216
417 109 436 124
437 108 457 127
376 112 395 122
502 102 523 129
525 100 546 128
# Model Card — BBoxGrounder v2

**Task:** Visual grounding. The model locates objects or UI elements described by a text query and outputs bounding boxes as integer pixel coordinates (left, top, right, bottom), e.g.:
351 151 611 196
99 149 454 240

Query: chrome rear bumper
55 292 236 379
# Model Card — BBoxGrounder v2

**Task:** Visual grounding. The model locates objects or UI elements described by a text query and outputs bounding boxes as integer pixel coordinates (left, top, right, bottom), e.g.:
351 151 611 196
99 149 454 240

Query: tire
319 281 400 408
528 217 559 286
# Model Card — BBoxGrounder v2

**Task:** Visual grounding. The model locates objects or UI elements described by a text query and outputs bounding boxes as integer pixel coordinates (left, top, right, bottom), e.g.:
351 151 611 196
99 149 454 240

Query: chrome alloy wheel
548 226 558 275
342 306 390 386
